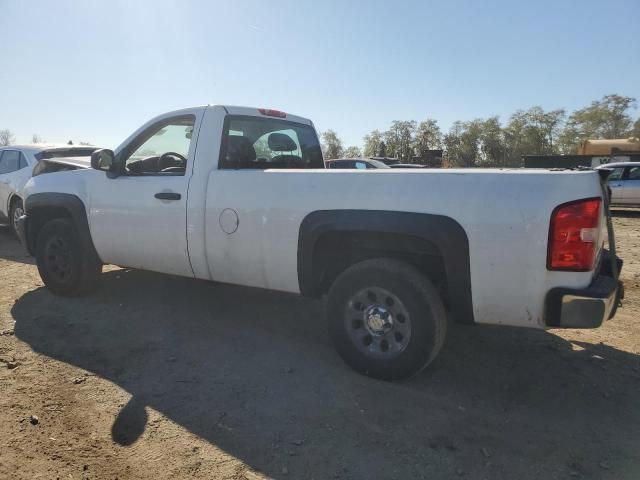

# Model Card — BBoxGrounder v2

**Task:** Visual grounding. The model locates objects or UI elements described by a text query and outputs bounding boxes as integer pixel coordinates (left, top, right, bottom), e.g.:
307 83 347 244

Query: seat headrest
226 136 256 162
268 133 297 152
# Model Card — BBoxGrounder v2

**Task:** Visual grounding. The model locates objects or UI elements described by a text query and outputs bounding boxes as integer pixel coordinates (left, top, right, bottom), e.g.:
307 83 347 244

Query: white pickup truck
18 105 623 380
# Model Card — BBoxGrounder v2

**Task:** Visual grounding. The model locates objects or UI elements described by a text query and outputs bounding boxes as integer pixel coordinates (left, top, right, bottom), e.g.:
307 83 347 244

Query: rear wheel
35 218 102 296
9 198 24 237
327 258 447 380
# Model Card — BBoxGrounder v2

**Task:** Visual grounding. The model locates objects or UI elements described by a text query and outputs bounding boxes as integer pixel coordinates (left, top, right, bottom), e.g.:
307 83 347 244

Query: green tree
503 107 565 164
443 118 506 167
363 130 384 157
630 118 640 139
343 146 362 158
444 120 482 167
413 119 442 158
378 141 387 157
0 129 15 146
383 128 398 158
559 94 637 153
477 116 505 167
384 120 416 162
321 130 343 160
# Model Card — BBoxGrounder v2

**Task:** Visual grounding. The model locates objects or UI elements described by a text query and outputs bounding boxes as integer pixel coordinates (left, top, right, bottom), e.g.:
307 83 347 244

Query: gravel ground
0 212 638 480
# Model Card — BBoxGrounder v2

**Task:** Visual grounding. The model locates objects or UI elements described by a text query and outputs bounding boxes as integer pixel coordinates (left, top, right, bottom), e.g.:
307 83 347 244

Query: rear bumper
545 251 623 328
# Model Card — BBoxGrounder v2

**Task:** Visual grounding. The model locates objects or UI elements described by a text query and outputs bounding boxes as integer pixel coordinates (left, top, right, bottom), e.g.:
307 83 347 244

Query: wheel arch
298 209 474 324
7 192 22 218
23 193 101 263
8 192 22 209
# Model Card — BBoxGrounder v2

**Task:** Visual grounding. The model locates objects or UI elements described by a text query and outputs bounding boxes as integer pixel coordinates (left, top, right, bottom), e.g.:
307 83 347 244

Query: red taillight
258 108 287 118
547 198 601 271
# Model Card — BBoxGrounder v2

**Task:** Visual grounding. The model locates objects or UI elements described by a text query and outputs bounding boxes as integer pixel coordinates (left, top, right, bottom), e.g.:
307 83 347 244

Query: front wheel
9 198 24 237
327 258 447 380
35 218 102 296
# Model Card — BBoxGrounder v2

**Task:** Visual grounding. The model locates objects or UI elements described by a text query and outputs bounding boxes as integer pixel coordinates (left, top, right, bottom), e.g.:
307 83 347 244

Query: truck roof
221 106 313 126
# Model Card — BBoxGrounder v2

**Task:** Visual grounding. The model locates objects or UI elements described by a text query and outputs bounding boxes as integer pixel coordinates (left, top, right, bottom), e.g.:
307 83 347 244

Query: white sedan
0 145 96 234
597 162 640 207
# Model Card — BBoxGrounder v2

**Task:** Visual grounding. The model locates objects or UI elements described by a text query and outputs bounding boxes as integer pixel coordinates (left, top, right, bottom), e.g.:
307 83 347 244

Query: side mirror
91 149 117 174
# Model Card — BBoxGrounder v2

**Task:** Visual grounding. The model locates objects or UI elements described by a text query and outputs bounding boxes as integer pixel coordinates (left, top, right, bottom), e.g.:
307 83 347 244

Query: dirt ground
0 213 639 480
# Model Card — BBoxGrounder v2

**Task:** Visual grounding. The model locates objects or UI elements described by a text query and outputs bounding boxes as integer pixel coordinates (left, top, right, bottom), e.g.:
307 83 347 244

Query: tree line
3 94 638 167
0 131 91 147
321 94 640 167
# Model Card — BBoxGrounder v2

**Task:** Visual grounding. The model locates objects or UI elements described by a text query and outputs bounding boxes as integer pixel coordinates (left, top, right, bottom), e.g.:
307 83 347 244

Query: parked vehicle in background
325 158 390 169
524 137 640 169
389 163 426 169
597 162 640 207
0 145 96 234
369 156 400 166
18 105 623 380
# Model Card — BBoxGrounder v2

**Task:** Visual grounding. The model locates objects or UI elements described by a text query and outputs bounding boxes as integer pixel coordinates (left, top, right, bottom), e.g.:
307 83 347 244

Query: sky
0 0 639 149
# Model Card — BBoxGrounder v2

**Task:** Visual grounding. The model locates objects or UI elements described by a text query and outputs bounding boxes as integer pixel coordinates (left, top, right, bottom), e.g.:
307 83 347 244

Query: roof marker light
258 108 287 118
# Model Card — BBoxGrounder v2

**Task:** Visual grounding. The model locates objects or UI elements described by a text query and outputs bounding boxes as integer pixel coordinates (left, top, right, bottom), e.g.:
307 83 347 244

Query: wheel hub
365 305 393 335
345 286 412 359
45 236 72 282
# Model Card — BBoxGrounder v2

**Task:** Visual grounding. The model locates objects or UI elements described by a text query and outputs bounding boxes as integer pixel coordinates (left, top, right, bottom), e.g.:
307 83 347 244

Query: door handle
154 192 181 201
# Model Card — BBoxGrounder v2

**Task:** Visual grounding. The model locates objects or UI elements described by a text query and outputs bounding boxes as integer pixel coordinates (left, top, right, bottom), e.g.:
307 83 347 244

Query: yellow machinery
578 138 640 156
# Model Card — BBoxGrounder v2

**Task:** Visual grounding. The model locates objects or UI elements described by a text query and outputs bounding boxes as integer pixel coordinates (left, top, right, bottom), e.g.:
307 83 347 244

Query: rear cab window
0 150 21 174
219 115 323 169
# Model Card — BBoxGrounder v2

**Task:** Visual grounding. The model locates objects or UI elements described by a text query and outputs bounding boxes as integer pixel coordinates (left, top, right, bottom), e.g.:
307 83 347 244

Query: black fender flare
23 193 101 263
298 210 474 324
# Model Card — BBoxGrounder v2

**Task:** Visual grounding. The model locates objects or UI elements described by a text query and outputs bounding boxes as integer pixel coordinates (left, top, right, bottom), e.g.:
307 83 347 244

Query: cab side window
122 116 195 176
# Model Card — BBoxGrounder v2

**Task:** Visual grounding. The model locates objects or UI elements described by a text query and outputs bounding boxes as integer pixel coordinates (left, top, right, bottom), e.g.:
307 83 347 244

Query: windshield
367 159 391 168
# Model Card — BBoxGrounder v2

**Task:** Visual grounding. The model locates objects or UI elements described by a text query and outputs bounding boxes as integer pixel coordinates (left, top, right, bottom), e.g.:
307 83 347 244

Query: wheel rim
44 235 74 283
344 286 411 359
12 206 23 232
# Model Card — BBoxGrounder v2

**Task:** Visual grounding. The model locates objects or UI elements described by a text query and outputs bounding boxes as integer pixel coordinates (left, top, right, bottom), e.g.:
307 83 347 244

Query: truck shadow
11 269 640 479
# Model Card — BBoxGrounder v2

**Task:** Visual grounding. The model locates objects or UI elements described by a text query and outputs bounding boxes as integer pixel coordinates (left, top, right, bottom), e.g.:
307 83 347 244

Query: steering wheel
159 152 187 172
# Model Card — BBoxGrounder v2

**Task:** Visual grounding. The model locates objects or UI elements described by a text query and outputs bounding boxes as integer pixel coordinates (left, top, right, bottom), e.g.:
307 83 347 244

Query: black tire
9 197 24 237
327 258 447 380
35 218 102 296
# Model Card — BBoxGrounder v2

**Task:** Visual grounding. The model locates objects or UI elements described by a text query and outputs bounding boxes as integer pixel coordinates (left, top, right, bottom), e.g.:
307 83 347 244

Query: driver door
87 114 197 277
